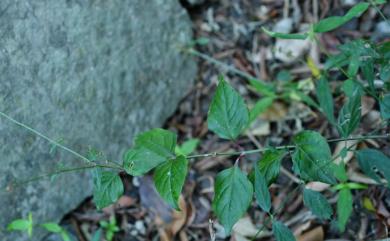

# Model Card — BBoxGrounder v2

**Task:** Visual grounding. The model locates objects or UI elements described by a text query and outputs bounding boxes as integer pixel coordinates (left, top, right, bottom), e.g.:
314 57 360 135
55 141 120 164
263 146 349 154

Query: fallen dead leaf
297 226 324 241
261 101 288 121
305 182 330 192
232 216 258 238
333 140 357 164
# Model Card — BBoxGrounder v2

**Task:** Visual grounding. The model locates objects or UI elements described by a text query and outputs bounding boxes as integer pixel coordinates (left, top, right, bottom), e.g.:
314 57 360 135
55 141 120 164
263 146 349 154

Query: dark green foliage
212 166 253 234
153 155 188 210
208 77 249 140
272 220 296 241
292 131 336 184
92 170 124 210
356 149 390 187
254 163 271 212
303 188 333 220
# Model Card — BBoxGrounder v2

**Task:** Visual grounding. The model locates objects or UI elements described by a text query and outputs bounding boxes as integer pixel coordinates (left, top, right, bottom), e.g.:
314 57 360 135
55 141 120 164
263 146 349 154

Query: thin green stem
6 163 123 191
369 0 390 25
251 184 303 240
0 111 92 163
186 134 389 159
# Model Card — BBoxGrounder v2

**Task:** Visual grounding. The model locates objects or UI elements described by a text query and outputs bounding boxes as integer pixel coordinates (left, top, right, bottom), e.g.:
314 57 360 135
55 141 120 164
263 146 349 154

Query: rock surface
0 0 196 240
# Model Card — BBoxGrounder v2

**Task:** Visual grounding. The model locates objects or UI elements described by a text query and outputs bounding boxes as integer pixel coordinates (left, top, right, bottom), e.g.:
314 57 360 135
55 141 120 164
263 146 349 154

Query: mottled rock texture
0 0 196 240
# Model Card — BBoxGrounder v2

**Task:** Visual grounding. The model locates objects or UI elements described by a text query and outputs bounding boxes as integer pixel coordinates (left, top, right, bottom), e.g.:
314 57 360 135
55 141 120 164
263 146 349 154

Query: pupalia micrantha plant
4 1 390 240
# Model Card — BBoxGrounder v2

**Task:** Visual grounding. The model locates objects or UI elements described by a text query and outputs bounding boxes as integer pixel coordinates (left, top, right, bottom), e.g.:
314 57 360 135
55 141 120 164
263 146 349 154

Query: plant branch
0 111 93 163
5 163 123 191
186 134 390 159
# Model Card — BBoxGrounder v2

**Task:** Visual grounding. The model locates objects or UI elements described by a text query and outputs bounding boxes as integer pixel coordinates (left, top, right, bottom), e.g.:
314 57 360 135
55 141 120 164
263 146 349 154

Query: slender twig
6 163 123 190
186 48 264 83
0 111 92 163
369 0 390 25
186 134 389 159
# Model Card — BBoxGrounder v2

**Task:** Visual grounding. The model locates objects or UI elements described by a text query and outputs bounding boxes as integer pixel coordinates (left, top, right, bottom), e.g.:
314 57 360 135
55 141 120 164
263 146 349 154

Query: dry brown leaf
261 101 288 121
170 196 188 235
232 216 258 237
361 96 375 116
305 182 330 192
246 119 270 136
179 230 189 241
333 140 357 164
297 226 324 241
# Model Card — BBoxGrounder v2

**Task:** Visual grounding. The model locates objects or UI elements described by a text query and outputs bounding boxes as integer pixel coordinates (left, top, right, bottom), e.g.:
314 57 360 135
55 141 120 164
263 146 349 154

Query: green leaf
123 148 166 176
249 97 275 123
212 166 253 234
92 229 103 241
325 53 349 70
61 231 71 241
208 78 249 140
380 94 390 119
7 219 31 233
355 149 390 187
124 128 177 176
254 163 271 212
153 155 188 210
272 220 296 241
248 78 276 97
313 3 369 33
134 128 176 160
290 90 319 109
347 55 360 77
292 131 336 184
41 223 62 233
334 163 348 183
316 76 335 124
337 188 353 232
7 213 33 237
262 27 308 40
303 188 332 220
361 59 375 94
175 139 200 156
314 16 346 33
257 149 285 186
93 170 124 209
380 62 390 82
337 86 361 137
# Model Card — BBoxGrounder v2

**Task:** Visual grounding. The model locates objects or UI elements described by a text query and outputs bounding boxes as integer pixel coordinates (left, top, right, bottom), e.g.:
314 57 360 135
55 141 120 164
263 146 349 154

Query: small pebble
135 220 146 235
376 21 390 34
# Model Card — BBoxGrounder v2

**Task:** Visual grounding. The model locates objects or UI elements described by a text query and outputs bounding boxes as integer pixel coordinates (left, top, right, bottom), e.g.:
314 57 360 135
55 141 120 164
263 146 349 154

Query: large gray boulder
0 0 196 240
